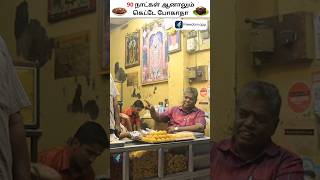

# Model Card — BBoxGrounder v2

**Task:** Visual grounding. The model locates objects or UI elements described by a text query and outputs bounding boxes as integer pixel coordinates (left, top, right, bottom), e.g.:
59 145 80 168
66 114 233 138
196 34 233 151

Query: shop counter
110 137 211 180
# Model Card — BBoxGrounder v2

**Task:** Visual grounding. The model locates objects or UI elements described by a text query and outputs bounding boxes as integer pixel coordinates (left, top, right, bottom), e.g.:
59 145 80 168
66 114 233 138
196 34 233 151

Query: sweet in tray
140 130 195 143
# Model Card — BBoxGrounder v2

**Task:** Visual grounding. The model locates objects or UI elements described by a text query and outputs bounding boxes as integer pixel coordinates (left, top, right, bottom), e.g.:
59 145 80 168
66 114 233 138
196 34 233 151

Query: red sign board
287 82 311 113
200 88 207 97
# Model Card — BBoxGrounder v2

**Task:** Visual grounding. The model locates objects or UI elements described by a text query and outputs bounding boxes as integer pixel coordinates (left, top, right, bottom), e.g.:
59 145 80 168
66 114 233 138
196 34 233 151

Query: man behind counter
145 87 206 133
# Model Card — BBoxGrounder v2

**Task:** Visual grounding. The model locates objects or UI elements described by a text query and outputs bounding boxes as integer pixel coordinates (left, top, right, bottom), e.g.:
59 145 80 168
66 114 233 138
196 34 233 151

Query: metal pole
188 144 193 172
158 148 164 178
122 152 129 180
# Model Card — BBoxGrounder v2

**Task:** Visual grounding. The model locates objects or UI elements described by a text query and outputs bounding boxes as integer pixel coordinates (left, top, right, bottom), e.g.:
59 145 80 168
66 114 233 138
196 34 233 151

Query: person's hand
167 126 176 133
115 123 121 137
31 163 62 180
119 113 130 122
144 100 154 110
119 132 131 140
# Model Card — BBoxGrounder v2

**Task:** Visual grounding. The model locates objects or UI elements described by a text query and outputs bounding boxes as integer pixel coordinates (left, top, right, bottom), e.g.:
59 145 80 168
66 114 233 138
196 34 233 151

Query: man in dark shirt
211 81 304 180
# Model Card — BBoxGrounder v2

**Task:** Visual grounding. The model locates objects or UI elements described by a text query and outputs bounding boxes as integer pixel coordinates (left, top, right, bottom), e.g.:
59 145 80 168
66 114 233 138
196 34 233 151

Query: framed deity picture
142 20 168 85
48 0 96 23
168 30 181 54
125 30 140 68
15 66 39 129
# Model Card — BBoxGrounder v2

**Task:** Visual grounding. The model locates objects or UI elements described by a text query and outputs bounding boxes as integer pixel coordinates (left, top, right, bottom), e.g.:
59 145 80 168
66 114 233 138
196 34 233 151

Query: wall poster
54 31 90 79
142 20 168 85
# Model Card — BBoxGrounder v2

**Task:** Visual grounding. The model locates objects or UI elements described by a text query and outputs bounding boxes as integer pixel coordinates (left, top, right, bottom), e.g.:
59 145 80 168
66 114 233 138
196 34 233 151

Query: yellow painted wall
212 0 237 141
0 0 107 176
235 0 320 164
110 18 211 128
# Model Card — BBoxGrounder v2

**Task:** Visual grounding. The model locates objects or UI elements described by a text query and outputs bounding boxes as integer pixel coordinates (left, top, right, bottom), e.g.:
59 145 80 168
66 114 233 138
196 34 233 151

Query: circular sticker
287 82 311 113
200 88 207 97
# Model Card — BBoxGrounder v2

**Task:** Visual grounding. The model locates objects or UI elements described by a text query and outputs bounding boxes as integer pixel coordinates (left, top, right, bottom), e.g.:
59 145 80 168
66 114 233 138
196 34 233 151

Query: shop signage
287 82 311 113
200 88 207 97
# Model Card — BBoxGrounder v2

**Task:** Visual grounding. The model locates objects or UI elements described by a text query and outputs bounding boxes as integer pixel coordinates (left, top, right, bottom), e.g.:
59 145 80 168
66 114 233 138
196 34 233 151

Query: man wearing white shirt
110 74 121 138
0 35 31 180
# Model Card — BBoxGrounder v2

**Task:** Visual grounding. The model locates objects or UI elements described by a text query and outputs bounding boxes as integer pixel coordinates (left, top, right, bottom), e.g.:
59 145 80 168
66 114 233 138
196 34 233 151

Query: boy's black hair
73 121 108 149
